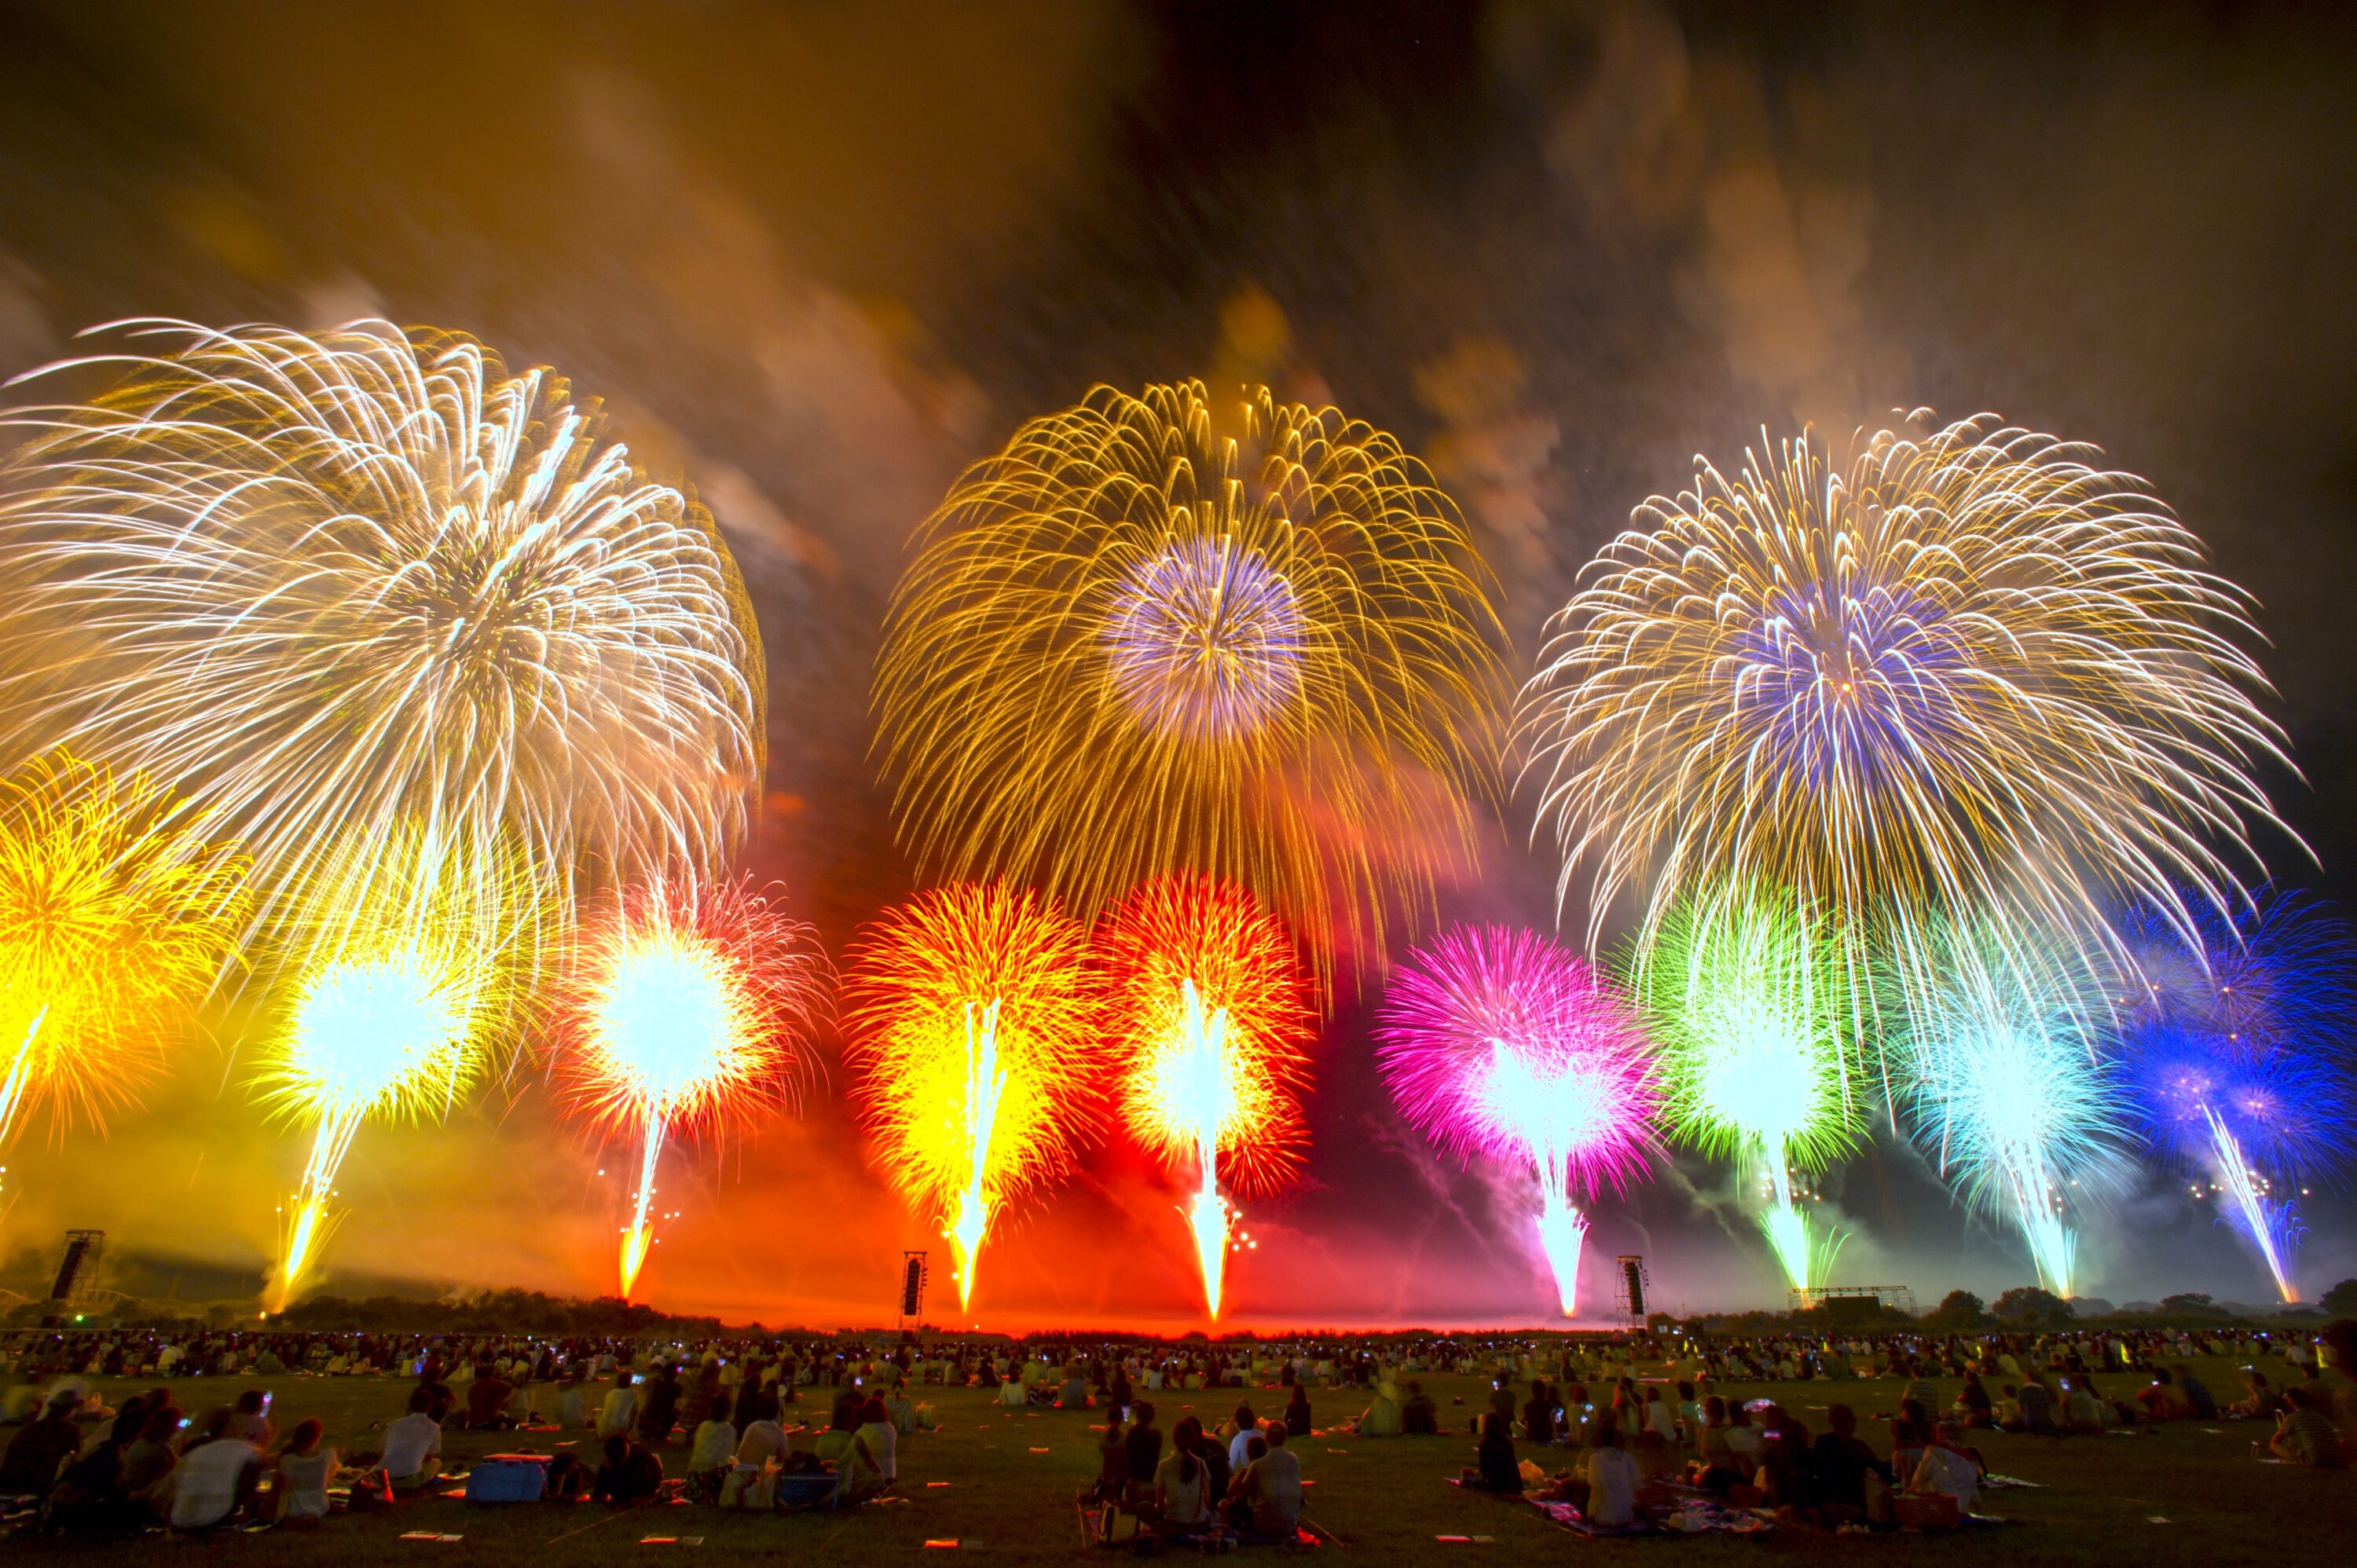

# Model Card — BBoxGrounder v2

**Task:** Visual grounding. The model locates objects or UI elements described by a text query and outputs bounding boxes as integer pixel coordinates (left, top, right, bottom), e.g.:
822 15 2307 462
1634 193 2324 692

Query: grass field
14 1354 2356 1564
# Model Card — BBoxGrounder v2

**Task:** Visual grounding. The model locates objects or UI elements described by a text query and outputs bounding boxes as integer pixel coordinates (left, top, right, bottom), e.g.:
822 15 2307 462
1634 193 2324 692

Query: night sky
2 0 2354 1325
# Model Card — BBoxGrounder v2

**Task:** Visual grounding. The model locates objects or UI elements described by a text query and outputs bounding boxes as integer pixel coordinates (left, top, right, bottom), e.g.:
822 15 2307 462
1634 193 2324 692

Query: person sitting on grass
167 1408 264 1532
1952 1372 1996 1429
1580 1416 1638 1527
812 1393 886 1504
558 1364 592 1430
1154 1415 1215 1535
1124 1401 1163 1512
1284 1383 1312 1442
2234 1370 2286 1420
1807 1404 1892 1523
639 1365 684 1446
685 1396 737 1503
382 1386 445 1493
1057 1365 1089 1409
119 1405 181 1511
273 1420 337 1526
856 1394 899 1486
1401 1381 1442 1435
2268 1387 2347 1469
1521 1380 1558 1445
2175 1362 2219 1420
0 1390 83 1496
598 1370 640 1440
592 1432 665 1504
1230 1420 1302 1539
735 1392 790 1471
1223 1402 1262 1470
228 1389 274 1446
1461 1411 1523 1494
464 1361 515 1431
1352 1382 1403 1437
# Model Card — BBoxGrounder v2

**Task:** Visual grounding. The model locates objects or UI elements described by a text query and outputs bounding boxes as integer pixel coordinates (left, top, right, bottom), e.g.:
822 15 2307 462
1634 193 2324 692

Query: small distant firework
1631 889 1860 1291
1519 416 2289 1045
1376 925 1662 1317
2121 896 2355 1302
258 825 536 1311
1098 874 1313 1319
1897 930 2131 1299
873 380 1505 974
0 755 245 1193
845 883 1105 1313
0 320 765 969
557 876 826 1299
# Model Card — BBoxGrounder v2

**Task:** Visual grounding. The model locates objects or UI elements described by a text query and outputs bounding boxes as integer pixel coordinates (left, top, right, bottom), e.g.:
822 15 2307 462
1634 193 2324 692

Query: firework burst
0 319 764 969
2121 896 2354 1302
1376 925 1662 1316
1895 928 2132 1299
1519 416 2289 1020
1629 888 1860 1291
845 883 1106 1314
257 824 538 1310
556 876 826 1299
874 381 1505 977
0 755 245 1200
1098 874 1313 1318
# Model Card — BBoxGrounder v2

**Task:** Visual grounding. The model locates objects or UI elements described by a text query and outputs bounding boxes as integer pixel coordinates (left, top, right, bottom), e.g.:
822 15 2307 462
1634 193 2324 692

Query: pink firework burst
1376 925 1663 1314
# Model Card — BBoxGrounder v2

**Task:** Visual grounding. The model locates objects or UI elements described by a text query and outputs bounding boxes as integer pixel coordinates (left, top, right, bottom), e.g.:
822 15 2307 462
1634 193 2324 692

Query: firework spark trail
1098 875 1312 1320
2118 896 2352 1302
1896 929 2130 1299
557 877 826 1299
1629 890 1859 1291
0 755 245 1215
845 885 1104 1313
0 320 764 974
874 380 1506 978
1376 925 1661 1317
258 826 535 1310
1519 416 2291 1072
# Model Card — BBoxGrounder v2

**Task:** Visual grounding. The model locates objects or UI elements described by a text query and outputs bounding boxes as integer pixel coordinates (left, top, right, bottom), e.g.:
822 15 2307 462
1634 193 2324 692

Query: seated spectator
168 1409 264 1531
465 1361 515 1431
856 1395 899 1485
685 1396 737 1503
1231 1420 1302 1537
273 1420 337 1525
1057 1367 1089 1409
1461 1411 1523 1494
1153 1415 1214 1533
812 1394 885 1504
1124 1402 1163 1511
1283 1384 1312 1442
735 1393 790 1471
638 1366 684 1446
1354 1382 1403 1437
2234 1371 2286 1420
2176 1363 2218 1420
1401 1381 1442 1435
383 1387 445 1492
885 1380 920 1436
1953 1372 1996 1429
1808 1404 1892 1521
2270 1388 2347 1469
2062 1376 2113 1433
559 1366 592 1430
119 1405 181 1506
1224 1403 1262 1470
2135 1368 2193 1422
1521 1380 1558 1445
0 1390 83 1496
598 1371 640 1440
227 1389 274 1446
592 1433 666 1504
1581 1416 1638 1528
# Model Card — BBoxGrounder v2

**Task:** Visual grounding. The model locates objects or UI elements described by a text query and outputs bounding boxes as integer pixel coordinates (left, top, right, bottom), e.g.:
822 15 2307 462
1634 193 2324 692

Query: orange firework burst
843 883 1107 1315
1096 874 1313 1318
555 876 827 1299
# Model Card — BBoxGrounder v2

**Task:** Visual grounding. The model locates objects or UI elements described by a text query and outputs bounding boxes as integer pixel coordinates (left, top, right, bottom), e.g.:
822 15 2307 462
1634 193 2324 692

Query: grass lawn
13 1355 2355 1564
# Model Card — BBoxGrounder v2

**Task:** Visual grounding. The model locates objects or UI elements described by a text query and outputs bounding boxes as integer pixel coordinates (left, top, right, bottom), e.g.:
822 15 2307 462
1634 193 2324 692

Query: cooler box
465 1454 551 1503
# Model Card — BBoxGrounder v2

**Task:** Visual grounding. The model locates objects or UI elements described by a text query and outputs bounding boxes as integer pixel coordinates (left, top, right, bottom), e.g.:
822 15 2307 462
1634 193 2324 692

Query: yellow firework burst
843 882 1107 1313
0 753 246 1147
1518 416 2289 969
873 381 1506 973
255 822 541 1309
0 319 764 970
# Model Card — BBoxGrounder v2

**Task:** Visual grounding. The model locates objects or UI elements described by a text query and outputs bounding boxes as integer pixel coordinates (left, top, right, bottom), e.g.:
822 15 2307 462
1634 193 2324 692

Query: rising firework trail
1519 416 2290 1058
874 380 1505 977
0 755 245 1213
0 320 765 971
1098 875 1312 1319
557 876 825 1299
845 883 1106 1313
1377 926 1662 1317
1630 889 1859 1291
